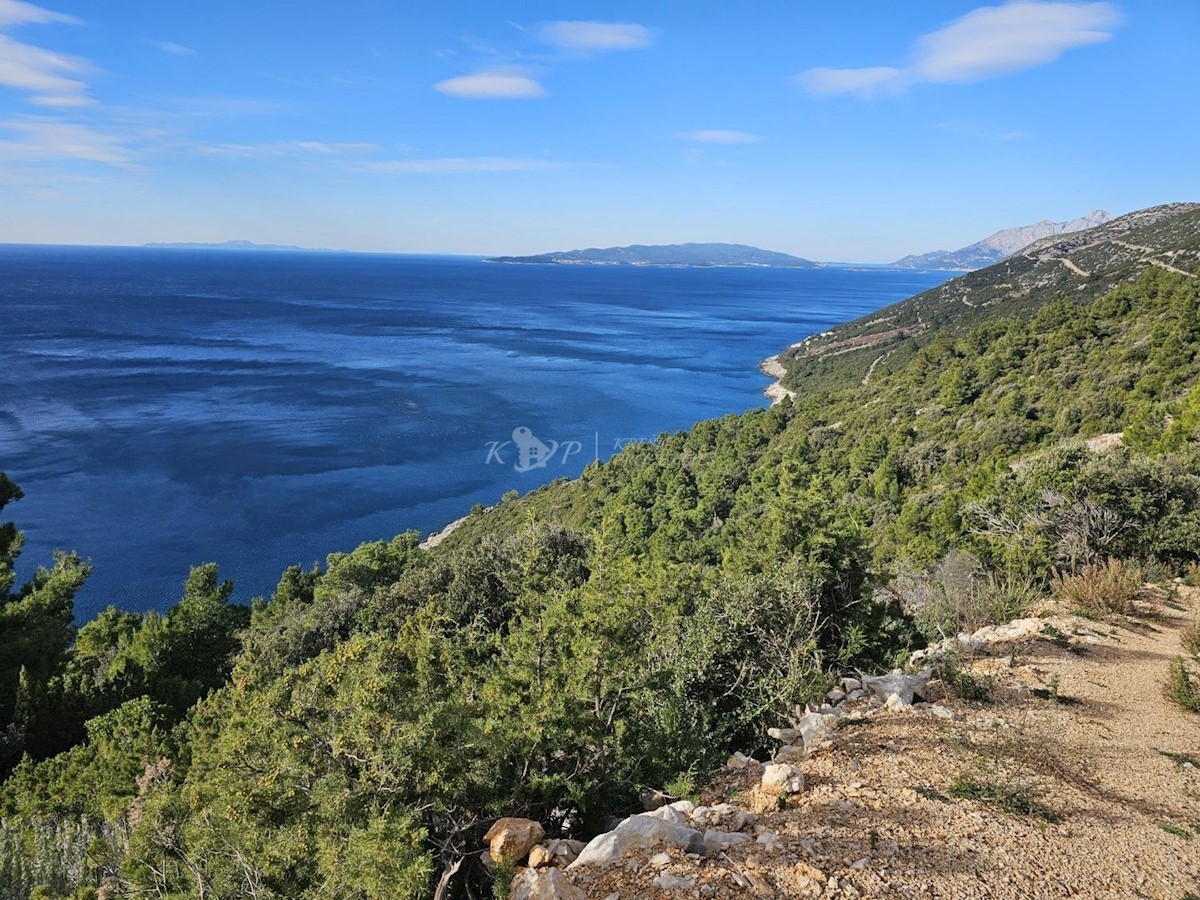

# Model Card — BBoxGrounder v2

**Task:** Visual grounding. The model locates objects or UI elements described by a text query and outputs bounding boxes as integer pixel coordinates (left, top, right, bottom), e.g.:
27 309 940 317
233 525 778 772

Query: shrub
904 552 1040 643
937 654 995 703
1167 657 1200 713
1182 620 1200 657
1050 558 1142 616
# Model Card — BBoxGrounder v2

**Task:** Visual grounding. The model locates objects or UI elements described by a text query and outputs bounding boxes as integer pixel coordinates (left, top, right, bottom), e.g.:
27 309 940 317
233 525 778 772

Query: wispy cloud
799 66 902 98
537 20 654 52
191 140 378 159
683 129 762 145
797 1 1121 98
0 116 133 164
934 122 1028 141
0 1 92 107
0 1 79 28
350 156 568 175
434 67 545 99
149 40 196 57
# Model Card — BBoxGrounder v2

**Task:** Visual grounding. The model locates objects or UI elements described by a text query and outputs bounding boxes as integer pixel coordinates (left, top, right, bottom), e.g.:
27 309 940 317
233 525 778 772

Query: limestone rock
528 839 586 869
654 873 697 891
639 787 670 810
726 751 760 770
767 726 802 744
761 763 804 794
862 669 931 705
568 813 706 869
703 829 752 853
509 867 586 900
795 711 831 748
484 817 545 864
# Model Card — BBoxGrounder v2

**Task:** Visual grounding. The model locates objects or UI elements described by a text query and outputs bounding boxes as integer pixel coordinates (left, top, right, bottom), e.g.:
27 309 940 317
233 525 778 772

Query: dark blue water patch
0 246 949 618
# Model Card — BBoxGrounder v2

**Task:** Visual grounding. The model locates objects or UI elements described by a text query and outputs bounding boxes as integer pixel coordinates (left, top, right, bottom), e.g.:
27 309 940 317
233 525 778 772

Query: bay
0 245 949 618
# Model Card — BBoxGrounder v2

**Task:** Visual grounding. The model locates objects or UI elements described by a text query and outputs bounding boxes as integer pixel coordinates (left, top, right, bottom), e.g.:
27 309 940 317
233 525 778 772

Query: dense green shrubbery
3 268 1200 897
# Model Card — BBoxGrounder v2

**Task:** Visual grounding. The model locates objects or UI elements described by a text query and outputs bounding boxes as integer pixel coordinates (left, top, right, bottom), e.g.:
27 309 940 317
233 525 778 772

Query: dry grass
1051 558 1143 617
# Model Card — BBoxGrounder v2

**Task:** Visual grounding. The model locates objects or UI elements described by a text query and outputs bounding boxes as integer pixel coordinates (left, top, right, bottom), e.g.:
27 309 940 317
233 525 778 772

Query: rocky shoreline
759 355 795 406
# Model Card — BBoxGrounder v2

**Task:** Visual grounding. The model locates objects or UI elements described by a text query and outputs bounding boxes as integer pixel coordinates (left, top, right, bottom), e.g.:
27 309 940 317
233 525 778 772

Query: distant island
143 240 336 252
486 242 818 268
891 210 1111 271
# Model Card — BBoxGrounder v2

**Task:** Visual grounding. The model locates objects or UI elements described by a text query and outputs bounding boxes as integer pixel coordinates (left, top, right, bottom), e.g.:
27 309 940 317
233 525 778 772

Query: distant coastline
143 239 340 252
487 241 818 269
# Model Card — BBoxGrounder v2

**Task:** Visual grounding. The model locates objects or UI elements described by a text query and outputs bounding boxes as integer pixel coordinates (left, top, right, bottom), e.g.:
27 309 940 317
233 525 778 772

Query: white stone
756 831 783 853
767 726 803 744
703 830 751 853
796 712 831 748
862 669 931 705
761 763 804 794
568 814 706 869
509 867 586 900
929 704 954 720
653 874 697 892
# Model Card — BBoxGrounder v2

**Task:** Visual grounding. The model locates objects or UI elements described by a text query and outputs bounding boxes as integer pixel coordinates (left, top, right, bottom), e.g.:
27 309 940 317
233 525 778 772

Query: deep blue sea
0 245 949 619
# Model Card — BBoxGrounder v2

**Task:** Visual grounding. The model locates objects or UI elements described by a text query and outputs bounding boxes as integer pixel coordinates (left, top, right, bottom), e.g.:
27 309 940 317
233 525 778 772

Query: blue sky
0 0 1196 260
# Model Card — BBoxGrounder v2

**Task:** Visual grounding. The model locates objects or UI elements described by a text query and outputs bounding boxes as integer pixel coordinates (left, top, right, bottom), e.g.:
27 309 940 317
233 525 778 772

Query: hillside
781 202 1200 394
891 210 1112 271
563 591 1200 899
3 202 1200 899
486 242 817 267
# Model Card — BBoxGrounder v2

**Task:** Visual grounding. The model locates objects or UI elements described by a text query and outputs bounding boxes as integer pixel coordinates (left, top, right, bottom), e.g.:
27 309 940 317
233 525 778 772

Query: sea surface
0 246 949 618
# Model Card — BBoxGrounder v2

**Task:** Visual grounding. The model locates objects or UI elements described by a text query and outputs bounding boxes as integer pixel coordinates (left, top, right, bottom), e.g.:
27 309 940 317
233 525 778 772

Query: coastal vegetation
2 205 1200 898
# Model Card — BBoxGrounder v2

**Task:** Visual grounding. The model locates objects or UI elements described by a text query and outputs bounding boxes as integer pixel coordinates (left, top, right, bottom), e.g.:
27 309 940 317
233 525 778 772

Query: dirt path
569 593 1200 899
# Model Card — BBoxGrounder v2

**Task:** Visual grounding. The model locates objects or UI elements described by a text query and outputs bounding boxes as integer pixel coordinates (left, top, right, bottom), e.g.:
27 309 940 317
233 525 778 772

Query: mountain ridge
892 210 1112 271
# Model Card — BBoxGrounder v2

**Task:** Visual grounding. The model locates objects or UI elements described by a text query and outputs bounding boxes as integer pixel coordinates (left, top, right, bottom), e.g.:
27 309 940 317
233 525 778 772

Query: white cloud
0 116 132 164
684 129 763 145
797 66 905 98
193 140 378 158
350 156 568 175
434 68 545 99
150 40 196 57
0 1 78 28
798 1 1121 98
538 20 653 52
0 1 90 106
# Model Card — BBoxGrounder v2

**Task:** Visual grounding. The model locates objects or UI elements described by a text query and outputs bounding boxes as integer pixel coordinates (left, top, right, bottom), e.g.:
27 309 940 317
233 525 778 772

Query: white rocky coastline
759 355 796 406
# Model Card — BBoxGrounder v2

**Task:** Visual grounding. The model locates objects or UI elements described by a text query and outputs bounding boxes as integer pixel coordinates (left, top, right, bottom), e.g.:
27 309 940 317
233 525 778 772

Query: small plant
664 764 702 802
939 656 995 702
868 829 879 850
491 856 517 900
1041 623 1070 647
1160 822 1193 840
1051 558 1142 617
1182 620 1200 657
1167 656 1200 713
948 778 1060 822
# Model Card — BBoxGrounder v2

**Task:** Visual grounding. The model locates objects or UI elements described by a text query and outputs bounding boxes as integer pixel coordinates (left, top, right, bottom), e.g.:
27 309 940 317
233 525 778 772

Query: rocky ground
505 587 1200 899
